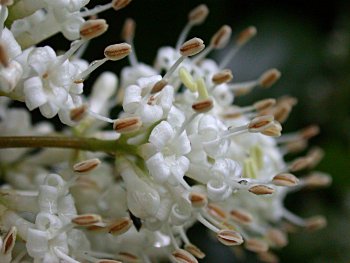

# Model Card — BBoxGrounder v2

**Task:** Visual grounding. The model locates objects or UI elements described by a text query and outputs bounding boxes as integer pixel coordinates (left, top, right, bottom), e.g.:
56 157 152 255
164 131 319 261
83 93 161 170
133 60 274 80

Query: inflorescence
0 1 331 263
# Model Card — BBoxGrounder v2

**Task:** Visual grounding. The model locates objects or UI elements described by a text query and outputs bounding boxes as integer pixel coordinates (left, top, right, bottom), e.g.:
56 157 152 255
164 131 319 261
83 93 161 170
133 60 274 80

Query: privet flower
0 2 330 263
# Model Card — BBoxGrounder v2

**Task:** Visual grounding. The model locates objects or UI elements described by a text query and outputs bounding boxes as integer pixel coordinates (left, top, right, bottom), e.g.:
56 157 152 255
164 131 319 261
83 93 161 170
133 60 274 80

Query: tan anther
285 139 308 153
108 217 133 235
259 69 281 88
0 0 13 6
299 125 320 140
305 215 327 231
222 110 242 119
212 69 233 85
113 116 142 133
0 43 9 67
248 185 275 195
266 228 288 248
207 203 227 221
254 98 276 111
73 158 101 173
277 95 298 106
229 209 253 225
72 214 102 226
121 18 136 41
117 252 139 263
273 103 291 123
248 115 274 132
192 99 213 113
189 192 208 208
75 177 100 191
261 121 282 137
184 243 205 259
80 19 108 40
257 251 280 263
303 172 332 188
87 224 109 233
151 79 168 93
172 249 198 263
70 104 88 122
289 157 310 172
217 229 243 246
245 238 269 253
272 173 299 187
211 25 232 49
306 147 324 168
236 26 257 46
188 4 209 25
112 0 132 11
2 226 16 255
234 86 252 96
104 43 132 61
180 38 205 57
97 260 122 263
74 79 84 84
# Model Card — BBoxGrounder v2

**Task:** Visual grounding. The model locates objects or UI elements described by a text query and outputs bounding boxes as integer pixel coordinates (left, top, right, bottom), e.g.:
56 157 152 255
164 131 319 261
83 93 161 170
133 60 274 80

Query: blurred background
46 0 350 262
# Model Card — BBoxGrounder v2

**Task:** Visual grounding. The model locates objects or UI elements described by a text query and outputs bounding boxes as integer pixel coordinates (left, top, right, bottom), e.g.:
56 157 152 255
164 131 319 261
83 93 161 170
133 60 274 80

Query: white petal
149 121 174 149
198 115 219 140
167 106 185 128
24 77 47 110
40 102 59 118
138 104 163 124
170 156 190 179
26 228 49 259
28 46 56 76
207 179 232 201
146 152 171 183
159 85 174 114
136 74 161 91
123 84 141 113
170 131 191 155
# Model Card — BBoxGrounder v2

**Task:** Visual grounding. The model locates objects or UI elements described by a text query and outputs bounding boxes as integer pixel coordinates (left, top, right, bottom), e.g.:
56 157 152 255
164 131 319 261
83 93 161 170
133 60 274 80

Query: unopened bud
303 172 332 188
151 79 168 93
266 228 288 248
188 4 209 25
0 43 9 67
184 244 206 259
299 125 320 140
112 0 132 11
73 158 101 173
70 104 88 122
254 98 276 111
113 117 142 133
248 185 275 195
80 19 108 40
230 209 253 225
236 26 257 46
272 173 299 187
212 69 233 85
121 18 136 41
104 43 131 61
171 249 198 263
259 69 281 88
189 192 207 208
248 115 274 133
207 203 227 221
217 229 244 246
245 239 269 253
108 217 133 235
2 226 16 255
192 99 213 113
180 38 205 57
72 214 102 226
305 216 327 231
211 25 232 49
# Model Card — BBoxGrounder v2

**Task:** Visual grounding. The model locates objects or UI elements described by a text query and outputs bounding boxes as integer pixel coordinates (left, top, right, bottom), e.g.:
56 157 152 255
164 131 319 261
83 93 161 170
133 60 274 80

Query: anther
151 79 168 93
212 69 233 85
299 125 320 140
171 249 198 263
113 117 142 133
72 214 102 226
261 121 282 137
188 4 209 25
117 252 139 263
305 216 327 231
217 229 244 246
257 251 280 263
108 217 133 235
112 0 132 11
97 260 122 263
289 157 310 172
121 18 136 42
189 192 208 208
244 239 269 253
272 173 299 187
207 203 228 221
266 228 288 248
184 244 206 259
248 115 274 133
73 158 101 173
1 226 16 255
80 19 109 40
303 172 332 188
104 43 132 61
192 99 213 113
0 43 9 67
236 26 257 46
70 104 88 122
258 69 281 88
254 98 276 112
211 25 232 49
180 38 205 57
230 209 253 225
248 185 275 195
306 147 324 168
272 103 291 123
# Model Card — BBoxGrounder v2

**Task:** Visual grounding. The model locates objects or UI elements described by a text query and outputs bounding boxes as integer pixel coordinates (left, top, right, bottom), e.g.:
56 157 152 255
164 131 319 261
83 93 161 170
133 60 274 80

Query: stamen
244 238 269 253
230 209 253 225
257 251 280 263
171 249 198 263
261 121 282 137
113 116 142 133
258 69 281 88
219 26 257 69
192 99 213 113
121 18 138 66
197 214 220 232
108 217 133 235
184 244 206 259
70 104 88 122
217 229 244 246
271 173 299 187
206 203 228 221
305 216 327 231
80 19 109 40
104 43 132 61
176 4 209 49
212 69 233 85
151 79 168 93
116 252 140 263
73 158 101 173
80 0 132 17
266 228 288 248
302 172 332 188
188 192 208 208
289 157 311 172
0 42 9 67
248 185 275 195
1 226 16 255
72 213 102 226
248 115 275 133
112 0 133 11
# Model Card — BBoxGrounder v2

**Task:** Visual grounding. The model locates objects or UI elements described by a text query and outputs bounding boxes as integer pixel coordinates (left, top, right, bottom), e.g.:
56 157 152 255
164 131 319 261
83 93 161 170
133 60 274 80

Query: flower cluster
0 1 331 263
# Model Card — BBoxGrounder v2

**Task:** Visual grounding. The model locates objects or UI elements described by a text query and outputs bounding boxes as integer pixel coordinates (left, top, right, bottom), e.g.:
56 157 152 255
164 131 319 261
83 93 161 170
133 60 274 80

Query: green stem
0 136 138 155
